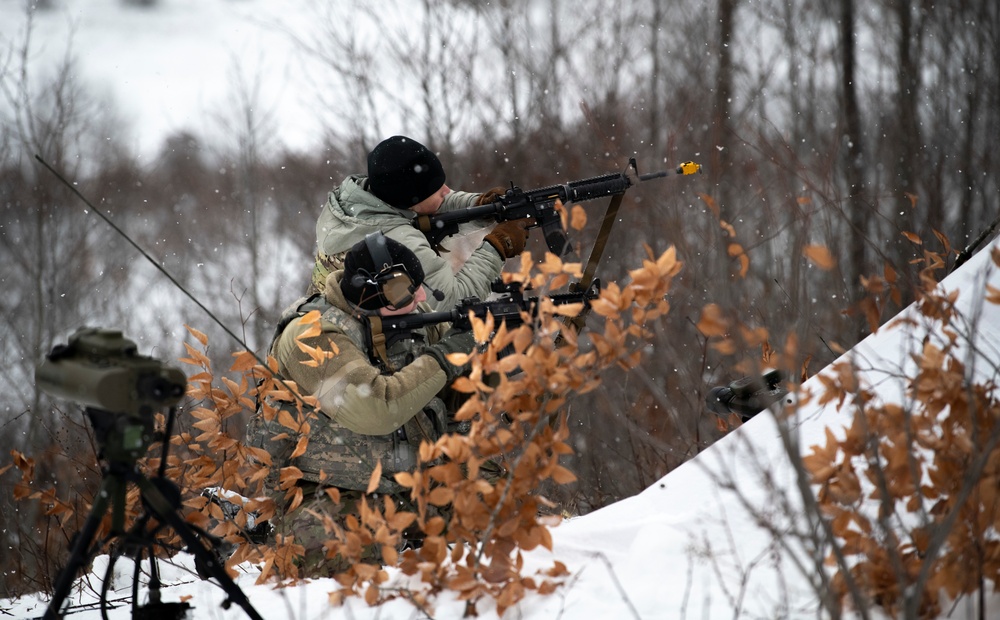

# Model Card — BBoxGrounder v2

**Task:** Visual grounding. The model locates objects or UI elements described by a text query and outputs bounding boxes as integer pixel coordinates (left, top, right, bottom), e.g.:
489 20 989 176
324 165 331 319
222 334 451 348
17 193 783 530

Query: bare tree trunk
840 0 869 340
647 0 664 151
958 0 998 245
710 0 737 223
891 0 924 294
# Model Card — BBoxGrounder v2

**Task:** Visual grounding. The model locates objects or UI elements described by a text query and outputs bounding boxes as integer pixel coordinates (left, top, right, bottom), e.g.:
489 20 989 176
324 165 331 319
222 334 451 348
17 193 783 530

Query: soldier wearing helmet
247 232 477 575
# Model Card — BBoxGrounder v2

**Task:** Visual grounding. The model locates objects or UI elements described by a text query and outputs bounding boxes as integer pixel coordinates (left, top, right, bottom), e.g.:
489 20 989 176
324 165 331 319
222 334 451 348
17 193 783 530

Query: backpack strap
270 294 327 350
364 315 394 372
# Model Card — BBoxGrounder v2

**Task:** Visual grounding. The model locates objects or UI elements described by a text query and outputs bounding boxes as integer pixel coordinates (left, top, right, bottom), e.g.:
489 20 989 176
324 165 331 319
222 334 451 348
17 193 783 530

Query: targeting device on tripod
36 328 262 620
37 328 186 464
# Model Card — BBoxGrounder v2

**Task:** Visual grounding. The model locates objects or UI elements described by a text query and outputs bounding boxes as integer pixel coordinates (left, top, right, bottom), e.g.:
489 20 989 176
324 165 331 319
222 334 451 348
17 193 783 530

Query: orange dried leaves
804 280 1000 618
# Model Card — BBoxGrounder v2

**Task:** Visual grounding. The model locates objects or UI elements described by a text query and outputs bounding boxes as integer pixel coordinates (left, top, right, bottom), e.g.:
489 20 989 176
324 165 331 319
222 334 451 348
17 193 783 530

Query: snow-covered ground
5 238 998 619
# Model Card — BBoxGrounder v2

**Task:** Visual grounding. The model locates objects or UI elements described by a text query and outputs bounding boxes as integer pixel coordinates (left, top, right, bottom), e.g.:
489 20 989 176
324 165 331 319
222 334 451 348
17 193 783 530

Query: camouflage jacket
247 271 450 493
311 175 503 311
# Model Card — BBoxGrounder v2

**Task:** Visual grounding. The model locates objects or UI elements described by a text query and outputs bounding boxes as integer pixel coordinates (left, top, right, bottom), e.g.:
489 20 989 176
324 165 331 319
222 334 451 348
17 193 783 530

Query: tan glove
476 186 507 206
484 219 530 259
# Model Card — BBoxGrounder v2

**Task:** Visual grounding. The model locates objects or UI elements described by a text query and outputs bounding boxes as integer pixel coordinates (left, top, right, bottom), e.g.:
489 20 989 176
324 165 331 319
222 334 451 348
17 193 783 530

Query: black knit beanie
341 234 426 310
367 136 447 209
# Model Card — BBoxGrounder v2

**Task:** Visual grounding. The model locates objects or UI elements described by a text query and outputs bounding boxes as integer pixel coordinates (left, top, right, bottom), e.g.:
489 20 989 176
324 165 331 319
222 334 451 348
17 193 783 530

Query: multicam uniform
311 175 503 310
246 271 452 574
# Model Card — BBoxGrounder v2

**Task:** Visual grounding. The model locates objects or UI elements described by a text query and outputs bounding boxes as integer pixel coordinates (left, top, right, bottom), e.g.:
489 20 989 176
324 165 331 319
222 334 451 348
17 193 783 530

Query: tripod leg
136 476 265 620
44 476 116 620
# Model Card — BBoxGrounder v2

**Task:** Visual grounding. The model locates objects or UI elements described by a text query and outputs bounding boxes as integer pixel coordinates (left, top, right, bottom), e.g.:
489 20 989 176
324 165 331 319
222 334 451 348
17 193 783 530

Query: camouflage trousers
270 468 508 578
273 481 403 577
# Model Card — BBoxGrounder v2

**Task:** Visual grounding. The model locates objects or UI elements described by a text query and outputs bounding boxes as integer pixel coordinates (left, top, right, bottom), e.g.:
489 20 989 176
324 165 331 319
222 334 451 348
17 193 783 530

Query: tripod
44 407 264 620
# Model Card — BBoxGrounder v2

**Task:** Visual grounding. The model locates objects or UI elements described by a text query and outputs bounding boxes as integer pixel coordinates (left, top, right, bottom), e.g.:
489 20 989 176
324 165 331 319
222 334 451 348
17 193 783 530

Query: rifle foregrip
566 173 632 201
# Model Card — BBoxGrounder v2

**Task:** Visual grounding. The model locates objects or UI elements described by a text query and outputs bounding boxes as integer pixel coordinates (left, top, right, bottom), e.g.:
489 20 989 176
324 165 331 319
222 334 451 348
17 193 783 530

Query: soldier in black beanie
310 135 532 312
366 136 448 211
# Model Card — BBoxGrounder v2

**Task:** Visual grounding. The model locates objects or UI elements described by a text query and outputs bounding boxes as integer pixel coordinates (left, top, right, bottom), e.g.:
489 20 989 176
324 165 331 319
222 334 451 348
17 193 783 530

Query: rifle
364 278 602 369
414 159 702 256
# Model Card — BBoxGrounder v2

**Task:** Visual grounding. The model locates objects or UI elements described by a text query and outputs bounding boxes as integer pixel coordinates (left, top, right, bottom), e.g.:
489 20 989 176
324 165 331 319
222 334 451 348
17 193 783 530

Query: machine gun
414 159 702 256
363 278 602 369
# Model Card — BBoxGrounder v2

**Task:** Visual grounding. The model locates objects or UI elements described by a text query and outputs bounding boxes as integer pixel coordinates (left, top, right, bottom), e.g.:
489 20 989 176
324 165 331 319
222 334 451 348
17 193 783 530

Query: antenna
34 154 262 362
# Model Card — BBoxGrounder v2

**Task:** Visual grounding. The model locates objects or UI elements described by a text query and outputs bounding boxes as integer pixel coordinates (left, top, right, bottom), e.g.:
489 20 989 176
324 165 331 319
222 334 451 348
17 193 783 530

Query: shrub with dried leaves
802 245 1000 618
6 237 686 617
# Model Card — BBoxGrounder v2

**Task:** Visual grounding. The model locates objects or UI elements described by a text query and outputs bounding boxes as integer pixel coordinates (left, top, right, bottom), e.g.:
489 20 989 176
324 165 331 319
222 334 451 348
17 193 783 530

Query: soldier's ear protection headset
351 232 420 309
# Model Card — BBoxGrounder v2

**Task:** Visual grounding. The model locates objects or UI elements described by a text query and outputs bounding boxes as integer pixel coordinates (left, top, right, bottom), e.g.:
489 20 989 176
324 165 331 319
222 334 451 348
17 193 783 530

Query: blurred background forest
2 0 998 597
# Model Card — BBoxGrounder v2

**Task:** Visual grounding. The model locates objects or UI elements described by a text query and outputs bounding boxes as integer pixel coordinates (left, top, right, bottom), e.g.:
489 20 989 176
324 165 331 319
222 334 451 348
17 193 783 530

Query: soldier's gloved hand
476 186 507 206
424 329 477 382
484 219 530 259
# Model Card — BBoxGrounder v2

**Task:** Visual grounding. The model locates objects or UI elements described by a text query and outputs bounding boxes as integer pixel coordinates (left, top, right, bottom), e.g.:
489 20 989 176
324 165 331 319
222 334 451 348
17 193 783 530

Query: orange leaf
986 284 1000 305
553 302 584 318
230 350 259 372
394 471 415 488
550 465 577 484
287 487 304 513
367 460 383 494
699 193 720 219
185 325 209 346
181 342 212 368
428 486 454 506
295 339 336 366
696 304 729 337
450 376 476 394
803 245 836 270
884 261 898 284
538 252 565 275
734 249 749 278
539 526 553 551
471 313 493 344
554 199 568 229
277 408 300 431
290 436 309 459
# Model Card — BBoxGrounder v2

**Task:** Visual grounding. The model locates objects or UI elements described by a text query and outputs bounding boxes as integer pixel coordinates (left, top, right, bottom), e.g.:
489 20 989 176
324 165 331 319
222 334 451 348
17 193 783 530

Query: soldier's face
410 184 450 215
378 285 427 316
